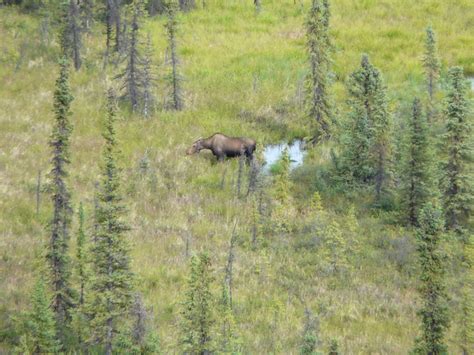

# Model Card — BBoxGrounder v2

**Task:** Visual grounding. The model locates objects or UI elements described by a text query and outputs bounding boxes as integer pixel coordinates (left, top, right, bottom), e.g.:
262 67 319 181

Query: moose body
186 133 256 162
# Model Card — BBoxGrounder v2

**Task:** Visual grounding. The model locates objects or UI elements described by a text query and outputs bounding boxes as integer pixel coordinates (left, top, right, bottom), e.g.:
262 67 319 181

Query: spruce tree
80 0 94 31
459 234 474 354
343 54 392 202
87 89 134 355
118 0 145 112
47 57 75 342
104 0 122 56
306 0 331 140
180 253 215 354
442 67 472 234
114 0 123 53
413 203 449 354
142 33 157 118
423 26 441 102
72 202 88 351
26 277 61 354
272 148 293 233
320 220 348 275
341 104 372 184
105 0 114 57
165 0 184 110
59 0 82 70
218 283 239 354
300 309 319 355
401 98 435 226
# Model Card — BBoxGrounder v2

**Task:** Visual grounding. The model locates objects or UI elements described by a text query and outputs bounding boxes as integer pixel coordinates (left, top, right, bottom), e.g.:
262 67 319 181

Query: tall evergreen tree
87 89 134 355
105 0 114 57
180 253 215 354
442 67 472 234
24 277 61 354
104 0 122 56
306 0 331 140
114 0 123 53
413 203 449 354
340 104 372 184
80 0 94 31
142 33 157 118
342 54 392 202
59 0 82 70
401 98 435 226
423 26 441 102
165 0 184 110
118 0 145 112
47 57 75 342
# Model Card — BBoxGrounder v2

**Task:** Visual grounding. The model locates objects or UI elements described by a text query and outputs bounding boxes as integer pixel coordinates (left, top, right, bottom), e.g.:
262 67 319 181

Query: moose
186 133 256 162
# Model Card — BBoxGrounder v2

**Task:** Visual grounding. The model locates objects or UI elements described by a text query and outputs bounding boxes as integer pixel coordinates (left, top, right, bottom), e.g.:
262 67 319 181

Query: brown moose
186 133 256 162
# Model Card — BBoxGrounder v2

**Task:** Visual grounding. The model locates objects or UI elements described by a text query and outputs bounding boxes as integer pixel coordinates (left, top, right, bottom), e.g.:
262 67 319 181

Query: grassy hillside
1 0 473 352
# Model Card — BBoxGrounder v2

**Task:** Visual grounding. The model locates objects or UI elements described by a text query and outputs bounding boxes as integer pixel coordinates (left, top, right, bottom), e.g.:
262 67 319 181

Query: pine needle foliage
300 309 320 355
342 54 392 202
59 0 82 70
401 98 436 226
305 0 331 140
442 67 472 234
118 0 145 112
22 277 62 354
87 89 134 355
319 220 349 276
180 253 215 354
423 26 441 102
47 57 75 341
165 0 184 110
271 148 293 233
142 33 157 118
72 202 89 351
413 203 449 355
218 283 240 354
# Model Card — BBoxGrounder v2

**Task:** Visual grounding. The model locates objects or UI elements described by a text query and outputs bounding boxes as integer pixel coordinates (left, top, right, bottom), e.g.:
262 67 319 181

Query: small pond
262 139 306 171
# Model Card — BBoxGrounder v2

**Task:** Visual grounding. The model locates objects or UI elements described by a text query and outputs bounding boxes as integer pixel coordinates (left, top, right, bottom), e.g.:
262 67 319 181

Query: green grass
1 0 473 352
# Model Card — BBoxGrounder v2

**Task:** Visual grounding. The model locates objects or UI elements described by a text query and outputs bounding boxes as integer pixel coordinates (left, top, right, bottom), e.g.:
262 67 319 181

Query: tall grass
0 0 473 352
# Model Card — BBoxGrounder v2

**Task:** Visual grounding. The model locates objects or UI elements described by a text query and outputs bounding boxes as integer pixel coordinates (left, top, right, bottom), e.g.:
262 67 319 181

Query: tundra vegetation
0 0 473 353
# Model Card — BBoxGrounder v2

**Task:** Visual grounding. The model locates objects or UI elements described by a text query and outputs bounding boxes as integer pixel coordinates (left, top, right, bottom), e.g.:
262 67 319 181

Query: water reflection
262 140 306 171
